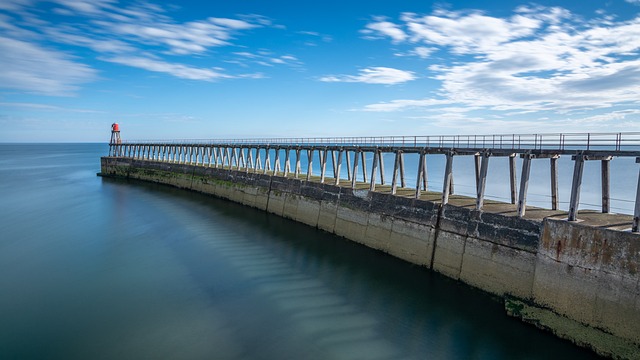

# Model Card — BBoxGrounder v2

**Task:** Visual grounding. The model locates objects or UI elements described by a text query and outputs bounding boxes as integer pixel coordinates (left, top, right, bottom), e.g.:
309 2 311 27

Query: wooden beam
550 156 559 210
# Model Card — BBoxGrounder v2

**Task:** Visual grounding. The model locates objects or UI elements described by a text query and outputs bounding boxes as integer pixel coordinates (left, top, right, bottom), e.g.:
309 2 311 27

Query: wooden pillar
601 158 611 213
509 154 517 205
264 148 271 174
295 148 301 178
346 151 352 181
476 152 490 210
369 149 379 191
379 152 386 185
273 148 280 176
474 153 481 191
399 151 406 188
361 151 367 183
550 156 559 209
415 151 425 199
422 152 428 191
306 149 313 181
351 148 360 189
246 148 253 172
517 154 532 217
320 148 328 183
391 150 400 195
331 151 337 176
238 148 245 169
633 158 640 232
442 152 454 205
335 150 343 185
568 155 585 221
284 148 291 176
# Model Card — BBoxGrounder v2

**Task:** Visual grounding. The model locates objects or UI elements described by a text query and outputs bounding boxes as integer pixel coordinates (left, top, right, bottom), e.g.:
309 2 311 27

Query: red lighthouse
110 122 121 145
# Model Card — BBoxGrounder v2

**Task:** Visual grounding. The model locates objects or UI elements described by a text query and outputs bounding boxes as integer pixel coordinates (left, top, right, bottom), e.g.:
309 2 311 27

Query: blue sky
1 0 640 142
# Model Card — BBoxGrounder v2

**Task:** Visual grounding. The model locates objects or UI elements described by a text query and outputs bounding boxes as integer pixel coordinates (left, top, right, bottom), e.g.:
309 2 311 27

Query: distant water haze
0 144 604 359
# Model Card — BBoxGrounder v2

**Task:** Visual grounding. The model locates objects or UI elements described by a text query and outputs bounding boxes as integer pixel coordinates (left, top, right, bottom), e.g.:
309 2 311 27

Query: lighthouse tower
109 122 122 156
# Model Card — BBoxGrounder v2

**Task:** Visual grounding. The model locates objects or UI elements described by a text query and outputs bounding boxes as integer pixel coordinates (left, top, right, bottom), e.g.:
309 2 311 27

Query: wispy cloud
0 36 97 96
0 0 287 95
103 55 231 80
362 7 640 119
320 67 416 85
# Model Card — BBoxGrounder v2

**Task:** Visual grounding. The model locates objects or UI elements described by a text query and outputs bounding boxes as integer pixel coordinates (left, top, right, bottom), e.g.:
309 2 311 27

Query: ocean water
0 143 602 359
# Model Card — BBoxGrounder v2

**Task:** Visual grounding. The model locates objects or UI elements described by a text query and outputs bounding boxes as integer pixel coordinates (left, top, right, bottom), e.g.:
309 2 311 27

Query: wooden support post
346 151 352 181
306 149 313 181
391 150 401 195
633 158 640 232
335 150 343 185
399 151 406 188
370 149 379 191
264 148 271 174
234 148 241 170
351 149 360 189
509 154 517 205
379 152 386 185
517 154 532 217
442 152 454 205
246 148 253 172
601 159 610 213
474 153 481 191
254 148 261 171
476 152 490 210
361 151 367 183
320 149 328 183
422 152 428 191
284 149 291 176
295 148 301 178
273 148 280 176
415 151 425 199
239 148 245 169
331 151 337 176
568 155 585 221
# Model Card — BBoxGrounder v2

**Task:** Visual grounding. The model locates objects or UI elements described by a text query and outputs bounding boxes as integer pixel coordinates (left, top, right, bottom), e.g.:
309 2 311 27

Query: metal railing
121 132 640 152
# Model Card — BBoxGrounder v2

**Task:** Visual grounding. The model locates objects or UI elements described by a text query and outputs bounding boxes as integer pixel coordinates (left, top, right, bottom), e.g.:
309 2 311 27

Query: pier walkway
107 132 640 232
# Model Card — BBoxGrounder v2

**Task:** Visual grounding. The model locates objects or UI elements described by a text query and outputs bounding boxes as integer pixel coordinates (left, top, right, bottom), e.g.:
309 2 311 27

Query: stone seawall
100 157 640 359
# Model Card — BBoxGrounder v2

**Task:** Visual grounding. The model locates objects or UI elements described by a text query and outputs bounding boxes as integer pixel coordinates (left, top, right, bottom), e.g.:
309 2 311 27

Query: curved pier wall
100 157 639 356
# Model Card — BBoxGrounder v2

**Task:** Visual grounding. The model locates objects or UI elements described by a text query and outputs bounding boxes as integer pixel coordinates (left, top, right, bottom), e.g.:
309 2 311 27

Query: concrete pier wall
100 157 640 358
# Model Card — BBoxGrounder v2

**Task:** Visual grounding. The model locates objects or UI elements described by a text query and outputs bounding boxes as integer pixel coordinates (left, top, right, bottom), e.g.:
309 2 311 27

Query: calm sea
0 143 602 359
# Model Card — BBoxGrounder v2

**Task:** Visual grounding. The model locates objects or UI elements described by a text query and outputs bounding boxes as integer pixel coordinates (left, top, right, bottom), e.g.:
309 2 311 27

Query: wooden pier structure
108 132 640 232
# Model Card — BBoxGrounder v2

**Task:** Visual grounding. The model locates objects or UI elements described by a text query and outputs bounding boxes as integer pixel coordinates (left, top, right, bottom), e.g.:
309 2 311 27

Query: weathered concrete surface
533 219 640 346
99 157 640 358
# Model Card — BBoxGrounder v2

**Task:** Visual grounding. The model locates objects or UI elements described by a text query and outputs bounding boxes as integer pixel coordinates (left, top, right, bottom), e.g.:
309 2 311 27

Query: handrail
118 132 640 152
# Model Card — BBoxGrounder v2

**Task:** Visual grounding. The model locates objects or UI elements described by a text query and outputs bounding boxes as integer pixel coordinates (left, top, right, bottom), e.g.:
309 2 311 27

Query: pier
101 131 640 359
107 132 640 231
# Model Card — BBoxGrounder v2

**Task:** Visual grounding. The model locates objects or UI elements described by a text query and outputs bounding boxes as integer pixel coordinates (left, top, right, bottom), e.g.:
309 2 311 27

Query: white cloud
361 8 640 118
0 36 97 95
361 19 407 43
320 67 416 85
103 56 231 81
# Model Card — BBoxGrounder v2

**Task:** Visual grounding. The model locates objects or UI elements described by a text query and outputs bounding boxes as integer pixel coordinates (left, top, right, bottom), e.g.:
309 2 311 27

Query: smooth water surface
0 144 601 359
